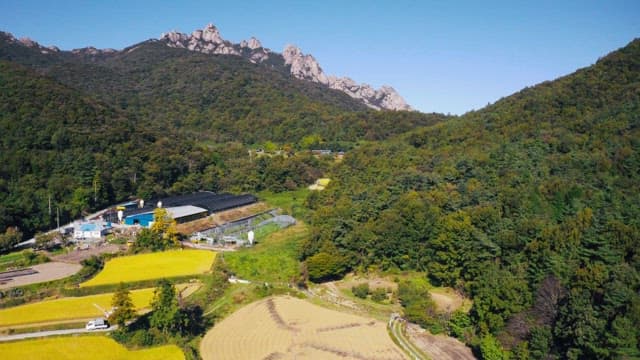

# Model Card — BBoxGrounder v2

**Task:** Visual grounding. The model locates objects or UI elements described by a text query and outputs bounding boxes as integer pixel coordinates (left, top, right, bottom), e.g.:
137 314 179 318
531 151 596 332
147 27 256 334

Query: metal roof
117 192 257 218
166 205 208 219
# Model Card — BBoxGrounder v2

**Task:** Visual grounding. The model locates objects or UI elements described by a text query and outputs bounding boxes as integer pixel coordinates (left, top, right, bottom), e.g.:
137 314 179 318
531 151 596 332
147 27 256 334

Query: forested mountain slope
1 33 442 144
0 60 145 234
305 39 640 358
0 33 446 239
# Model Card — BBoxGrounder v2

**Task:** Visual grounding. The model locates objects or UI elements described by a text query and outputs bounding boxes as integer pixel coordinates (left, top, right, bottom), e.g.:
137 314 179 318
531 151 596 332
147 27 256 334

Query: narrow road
388 314 428 360
0 325 116 342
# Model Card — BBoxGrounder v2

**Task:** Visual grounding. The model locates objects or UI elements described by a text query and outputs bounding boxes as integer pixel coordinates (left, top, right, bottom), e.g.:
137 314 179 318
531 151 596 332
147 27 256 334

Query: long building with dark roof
103 192 257 225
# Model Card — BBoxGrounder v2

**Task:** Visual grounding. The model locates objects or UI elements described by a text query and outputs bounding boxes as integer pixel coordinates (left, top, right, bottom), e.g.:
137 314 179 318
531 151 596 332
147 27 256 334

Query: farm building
124 206 208 227
73 221 112 240
113 192 257 227
167 205 209 224
123 212 154 227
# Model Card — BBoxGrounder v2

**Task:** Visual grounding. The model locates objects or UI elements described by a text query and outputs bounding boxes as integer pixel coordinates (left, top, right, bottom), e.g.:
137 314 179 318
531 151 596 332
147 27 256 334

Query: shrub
352 283 370 299
370 287 388 302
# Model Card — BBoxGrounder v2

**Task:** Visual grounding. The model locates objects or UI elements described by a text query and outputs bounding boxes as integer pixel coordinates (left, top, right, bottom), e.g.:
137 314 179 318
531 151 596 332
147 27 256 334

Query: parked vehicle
85 318 109 330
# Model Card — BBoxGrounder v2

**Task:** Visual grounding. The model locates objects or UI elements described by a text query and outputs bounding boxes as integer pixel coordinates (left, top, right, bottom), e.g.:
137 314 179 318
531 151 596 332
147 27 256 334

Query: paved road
388 314 427 360
0 325 116 342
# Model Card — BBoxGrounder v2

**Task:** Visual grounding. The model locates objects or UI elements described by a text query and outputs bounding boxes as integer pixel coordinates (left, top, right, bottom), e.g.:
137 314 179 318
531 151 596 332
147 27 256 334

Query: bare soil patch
214 202 271 223
51 244 124 264
337 275 398 292
0 262 81 289
405 323 476 360
201 296 406 360
176 202 271 234
429 288 470 313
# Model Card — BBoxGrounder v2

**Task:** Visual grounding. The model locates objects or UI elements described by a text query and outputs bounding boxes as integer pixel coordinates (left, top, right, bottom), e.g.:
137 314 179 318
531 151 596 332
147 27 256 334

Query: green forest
0 33 444 239
303 39 640 358
1 29 639 359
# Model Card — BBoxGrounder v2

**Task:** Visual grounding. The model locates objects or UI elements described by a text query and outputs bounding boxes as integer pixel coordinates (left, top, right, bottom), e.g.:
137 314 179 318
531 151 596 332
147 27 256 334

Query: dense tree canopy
0 37 444 239
304 39 640 358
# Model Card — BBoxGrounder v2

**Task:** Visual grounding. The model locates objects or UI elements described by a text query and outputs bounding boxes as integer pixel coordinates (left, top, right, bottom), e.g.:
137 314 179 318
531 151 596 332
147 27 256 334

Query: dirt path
0 262 81 289
388 315 427 360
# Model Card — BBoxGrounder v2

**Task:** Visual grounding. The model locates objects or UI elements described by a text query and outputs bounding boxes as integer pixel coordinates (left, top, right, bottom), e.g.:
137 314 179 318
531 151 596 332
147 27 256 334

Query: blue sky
1 0 638 114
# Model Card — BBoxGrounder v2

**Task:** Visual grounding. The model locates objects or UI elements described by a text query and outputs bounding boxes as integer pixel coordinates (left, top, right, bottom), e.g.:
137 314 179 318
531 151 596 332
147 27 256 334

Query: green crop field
0 335 184 359
80 249 215 287
0 284 195 327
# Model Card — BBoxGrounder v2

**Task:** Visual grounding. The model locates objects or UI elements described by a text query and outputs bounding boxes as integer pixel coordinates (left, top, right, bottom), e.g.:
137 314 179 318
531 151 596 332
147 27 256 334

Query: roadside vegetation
0 249 48 272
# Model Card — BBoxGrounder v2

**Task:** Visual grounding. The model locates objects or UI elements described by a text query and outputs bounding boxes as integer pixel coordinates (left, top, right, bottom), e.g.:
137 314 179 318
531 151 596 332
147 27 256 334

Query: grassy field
200 296 406 360
258 189 309 218
223 222 307 284
0 335 184 360
81 249 215 287
0 284 195 327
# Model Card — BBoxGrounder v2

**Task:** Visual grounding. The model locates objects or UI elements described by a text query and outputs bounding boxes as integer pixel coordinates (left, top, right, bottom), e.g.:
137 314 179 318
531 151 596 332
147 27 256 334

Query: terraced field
201 296 406 360
81 249 215 287
0 284 197 328
0 335 184 359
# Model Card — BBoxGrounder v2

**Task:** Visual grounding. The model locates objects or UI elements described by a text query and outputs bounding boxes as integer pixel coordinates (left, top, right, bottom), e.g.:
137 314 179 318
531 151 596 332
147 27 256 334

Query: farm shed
124 206 208 227
73 222 112 240
166 205 208 224
124 212 154 227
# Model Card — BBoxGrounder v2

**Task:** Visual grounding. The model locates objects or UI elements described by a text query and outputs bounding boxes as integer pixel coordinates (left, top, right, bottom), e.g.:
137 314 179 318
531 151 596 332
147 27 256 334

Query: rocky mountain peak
240 37 262 50
281 45 411 110
71 46 117 56
0 32 60 54
158 23 413 111
282 44 329 85
161 23 239 56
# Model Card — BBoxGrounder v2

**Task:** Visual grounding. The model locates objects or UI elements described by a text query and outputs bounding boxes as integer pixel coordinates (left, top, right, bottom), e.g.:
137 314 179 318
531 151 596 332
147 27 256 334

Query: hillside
304 39 640 358
0 32 446 239
0 60 156 235
0 32 442 145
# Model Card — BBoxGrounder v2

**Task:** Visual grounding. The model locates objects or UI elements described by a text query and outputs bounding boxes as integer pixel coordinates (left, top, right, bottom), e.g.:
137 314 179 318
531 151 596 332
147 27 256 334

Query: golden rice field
81 249 215 287
0 335 184 360
0 284 196 328
200 296 406 360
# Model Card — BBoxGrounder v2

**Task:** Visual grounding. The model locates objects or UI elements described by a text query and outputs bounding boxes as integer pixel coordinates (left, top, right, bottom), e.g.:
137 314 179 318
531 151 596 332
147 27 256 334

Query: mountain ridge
0 23 413 111
156 23 413 111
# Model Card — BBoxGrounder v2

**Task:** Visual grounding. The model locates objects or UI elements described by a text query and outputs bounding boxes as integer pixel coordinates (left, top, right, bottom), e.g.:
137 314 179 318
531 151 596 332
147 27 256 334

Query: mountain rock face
282 45 411 111
1 23 413 111
160 24 412 111
161 24 240 56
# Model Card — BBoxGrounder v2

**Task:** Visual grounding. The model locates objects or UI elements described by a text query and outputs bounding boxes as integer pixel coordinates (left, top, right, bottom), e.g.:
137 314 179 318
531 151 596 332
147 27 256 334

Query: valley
0 13 638 360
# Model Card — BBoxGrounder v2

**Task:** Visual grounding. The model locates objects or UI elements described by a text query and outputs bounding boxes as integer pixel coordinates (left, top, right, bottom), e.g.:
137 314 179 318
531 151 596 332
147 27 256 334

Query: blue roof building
124 212 155 227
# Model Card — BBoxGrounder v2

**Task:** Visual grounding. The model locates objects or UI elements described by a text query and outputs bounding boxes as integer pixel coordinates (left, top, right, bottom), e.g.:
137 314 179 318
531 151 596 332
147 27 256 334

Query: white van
85 318 109 330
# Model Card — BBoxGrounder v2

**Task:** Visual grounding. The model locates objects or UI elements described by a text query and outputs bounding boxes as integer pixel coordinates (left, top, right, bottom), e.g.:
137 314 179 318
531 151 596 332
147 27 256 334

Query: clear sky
1 0 638 114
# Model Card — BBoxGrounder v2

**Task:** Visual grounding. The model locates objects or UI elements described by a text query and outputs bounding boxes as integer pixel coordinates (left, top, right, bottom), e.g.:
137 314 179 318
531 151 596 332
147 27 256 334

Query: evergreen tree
150 279 179 334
